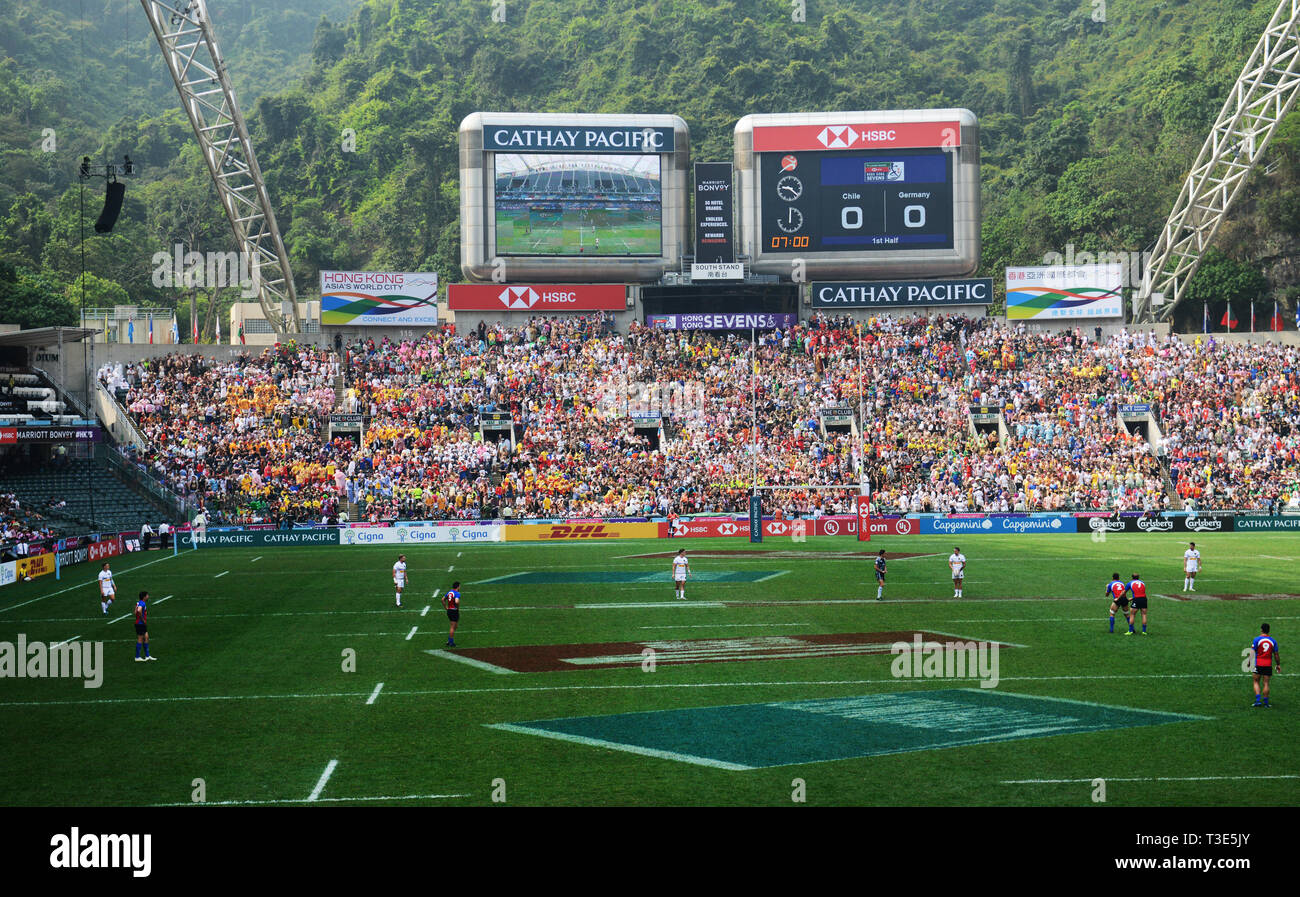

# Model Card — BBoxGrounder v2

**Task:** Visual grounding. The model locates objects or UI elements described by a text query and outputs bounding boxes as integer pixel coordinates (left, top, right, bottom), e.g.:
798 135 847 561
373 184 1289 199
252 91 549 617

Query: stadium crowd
0 489 57 557
104 315 1300 523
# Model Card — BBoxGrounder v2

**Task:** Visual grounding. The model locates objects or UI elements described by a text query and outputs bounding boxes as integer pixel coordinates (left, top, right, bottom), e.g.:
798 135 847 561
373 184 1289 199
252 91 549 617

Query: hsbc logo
817 125 858 148
497 286 582 309
767 521 788 535
498 286 539 309
815 126 898 149
717 522 738 536
671 520 688 536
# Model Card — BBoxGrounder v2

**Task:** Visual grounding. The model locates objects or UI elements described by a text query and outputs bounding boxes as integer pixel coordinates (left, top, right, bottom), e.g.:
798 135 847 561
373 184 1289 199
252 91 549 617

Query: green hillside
2 0 1299 332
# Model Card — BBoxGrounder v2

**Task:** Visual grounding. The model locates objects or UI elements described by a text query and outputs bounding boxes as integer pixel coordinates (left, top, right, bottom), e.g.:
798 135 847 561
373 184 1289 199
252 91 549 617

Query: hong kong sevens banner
321 271 440 326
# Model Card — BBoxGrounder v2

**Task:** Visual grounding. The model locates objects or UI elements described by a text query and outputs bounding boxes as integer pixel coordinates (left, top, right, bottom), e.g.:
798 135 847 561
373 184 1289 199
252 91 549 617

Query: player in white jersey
392 555 408 607
948 547 967 598
672 548 690 600
1183 542 1201 592
97 562 116 614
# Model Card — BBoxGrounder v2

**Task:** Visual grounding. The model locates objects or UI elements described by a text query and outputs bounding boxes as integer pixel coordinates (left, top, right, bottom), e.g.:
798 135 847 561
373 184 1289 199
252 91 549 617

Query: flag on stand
1203 302 1209 334
215 313 221 344
1220 306 1237 331
127 317 134 344
1271 301 1285 332
148 313 154 345
171 317 179 344
238 321 246 345
192 313 198 344
1250 302 1255 333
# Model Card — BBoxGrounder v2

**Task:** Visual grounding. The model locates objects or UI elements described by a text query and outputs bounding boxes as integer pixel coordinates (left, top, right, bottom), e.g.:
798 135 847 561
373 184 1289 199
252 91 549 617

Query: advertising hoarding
1005 264 1123 320
320 271 440 327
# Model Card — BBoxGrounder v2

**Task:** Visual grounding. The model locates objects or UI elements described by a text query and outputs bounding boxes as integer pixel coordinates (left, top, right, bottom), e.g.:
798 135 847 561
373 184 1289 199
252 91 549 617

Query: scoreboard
736 111 980 280
758 148 953 253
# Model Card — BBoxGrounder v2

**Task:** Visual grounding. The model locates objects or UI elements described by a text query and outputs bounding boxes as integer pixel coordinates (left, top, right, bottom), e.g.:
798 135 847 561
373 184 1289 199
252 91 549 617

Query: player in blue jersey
134 590 156 661
1252 623 1279 707
442 581 461 647
874 550 887 600
1106 573 1134 634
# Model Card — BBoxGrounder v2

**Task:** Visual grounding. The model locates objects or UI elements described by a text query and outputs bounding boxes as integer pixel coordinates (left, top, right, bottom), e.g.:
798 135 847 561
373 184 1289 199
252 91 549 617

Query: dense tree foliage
1 0 1298 331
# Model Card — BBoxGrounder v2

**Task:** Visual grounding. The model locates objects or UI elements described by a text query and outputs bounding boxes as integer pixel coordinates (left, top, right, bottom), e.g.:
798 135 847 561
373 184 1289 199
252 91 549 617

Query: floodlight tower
140 0 301 336
1135 0 1300 323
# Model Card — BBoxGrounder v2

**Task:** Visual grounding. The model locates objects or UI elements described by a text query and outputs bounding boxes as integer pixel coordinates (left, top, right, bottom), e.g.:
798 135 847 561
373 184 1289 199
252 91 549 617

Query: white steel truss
1137 0 1300 323
141 0 300 336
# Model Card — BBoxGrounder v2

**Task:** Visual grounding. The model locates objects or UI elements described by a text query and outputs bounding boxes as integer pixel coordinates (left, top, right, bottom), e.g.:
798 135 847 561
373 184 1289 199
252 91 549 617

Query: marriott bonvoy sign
447 283 626 311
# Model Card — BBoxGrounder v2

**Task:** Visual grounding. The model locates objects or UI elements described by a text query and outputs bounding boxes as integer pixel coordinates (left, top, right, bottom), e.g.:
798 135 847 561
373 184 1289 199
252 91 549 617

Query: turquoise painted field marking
489 690 1207 770
471 570 787 585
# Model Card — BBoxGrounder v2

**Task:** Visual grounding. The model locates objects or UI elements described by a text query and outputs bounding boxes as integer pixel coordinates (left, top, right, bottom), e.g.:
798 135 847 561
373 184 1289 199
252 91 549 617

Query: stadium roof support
140 0 300 337
1135 0 1300 323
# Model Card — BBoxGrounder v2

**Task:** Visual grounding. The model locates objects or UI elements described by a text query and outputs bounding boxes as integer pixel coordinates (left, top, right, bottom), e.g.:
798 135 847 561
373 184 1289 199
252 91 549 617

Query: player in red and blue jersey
134 590 156 661
1252 623 1279 708
442 581 461 647
1106 573 1133 634
1127 574 1149 635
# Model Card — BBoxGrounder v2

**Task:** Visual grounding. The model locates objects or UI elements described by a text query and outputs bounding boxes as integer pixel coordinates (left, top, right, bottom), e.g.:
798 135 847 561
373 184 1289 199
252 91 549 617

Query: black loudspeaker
94 181 126 233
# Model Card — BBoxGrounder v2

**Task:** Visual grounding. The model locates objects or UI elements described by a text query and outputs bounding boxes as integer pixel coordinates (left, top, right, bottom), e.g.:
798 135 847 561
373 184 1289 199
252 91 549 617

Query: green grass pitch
0 532 1296 806
495 207 659 255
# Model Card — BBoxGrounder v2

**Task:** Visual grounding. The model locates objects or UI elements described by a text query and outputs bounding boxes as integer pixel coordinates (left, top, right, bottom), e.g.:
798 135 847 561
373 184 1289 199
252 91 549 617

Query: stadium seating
105 318 1300 523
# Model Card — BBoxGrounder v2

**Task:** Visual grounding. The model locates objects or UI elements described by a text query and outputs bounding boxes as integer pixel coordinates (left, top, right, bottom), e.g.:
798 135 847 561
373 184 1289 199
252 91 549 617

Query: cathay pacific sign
812 278 994 308
486 126 674 153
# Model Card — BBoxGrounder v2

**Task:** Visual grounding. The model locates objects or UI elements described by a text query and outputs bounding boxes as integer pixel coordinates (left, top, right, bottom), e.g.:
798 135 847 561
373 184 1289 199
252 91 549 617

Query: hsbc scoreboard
735 110 980 280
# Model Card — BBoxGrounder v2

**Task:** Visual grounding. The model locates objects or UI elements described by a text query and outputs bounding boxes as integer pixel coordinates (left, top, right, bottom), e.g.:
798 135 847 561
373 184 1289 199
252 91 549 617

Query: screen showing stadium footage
493 154 662 257
759 148 953 253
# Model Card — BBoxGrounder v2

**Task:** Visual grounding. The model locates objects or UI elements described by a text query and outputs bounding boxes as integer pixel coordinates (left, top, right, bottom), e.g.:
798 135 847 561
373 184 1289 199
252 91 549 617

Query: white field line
251 556 262 563
153 793 471 807
0 672 1247 710
323 631 498 638
307 759 338 802
1003 774 1300 785
487 723 753 771
421 605 430 617
106 612 131 624
10 600 1300 629
154 594 173 606
405 626 418 641
423 650 515 675
214 571 228 579
50 635 81 649
366 682 384 705
640 623 811 630
0 552 179 614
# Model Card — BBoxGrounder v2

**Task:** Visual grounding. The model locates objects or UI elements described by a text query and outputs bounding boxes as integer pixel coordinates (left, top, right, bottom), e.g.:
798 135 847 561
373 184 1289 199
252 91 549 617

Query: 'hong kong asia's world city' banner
1004 264 1123 321
321 271 441 326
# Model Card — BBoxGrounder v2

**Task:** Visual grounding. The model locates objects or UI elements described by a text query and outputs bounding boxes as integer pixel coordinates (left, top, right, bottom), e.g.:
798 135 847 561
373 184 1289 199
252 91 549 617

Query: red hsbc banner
662 517 869 538
0 429 15 444
753 121 960 153
862 517 917 537
448 283 626 312
88 537 123 562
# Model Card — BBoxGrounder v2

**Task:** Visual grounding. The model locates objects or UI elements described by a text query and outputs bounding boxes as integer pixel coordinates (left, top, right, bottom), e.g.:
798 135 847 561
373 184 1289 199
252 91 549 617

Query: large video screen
493 154 662 257
759 148 953 253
